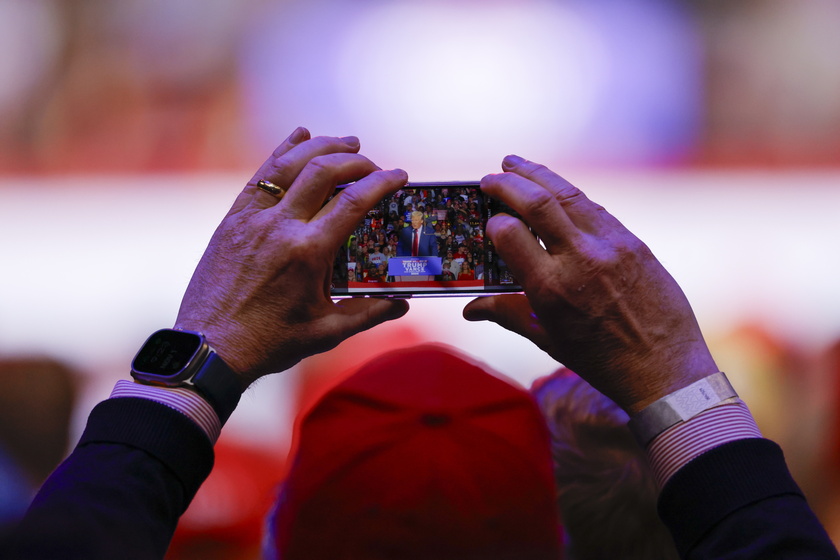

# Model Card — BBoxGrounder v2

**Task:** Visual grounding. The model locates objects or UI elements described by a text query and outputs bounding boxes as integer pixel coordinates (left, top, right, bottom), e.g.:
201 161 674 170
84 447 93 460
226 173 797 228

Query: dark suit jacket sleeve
658 438 839 559
424 228 439 257
9 398 214 560
396 227 410 257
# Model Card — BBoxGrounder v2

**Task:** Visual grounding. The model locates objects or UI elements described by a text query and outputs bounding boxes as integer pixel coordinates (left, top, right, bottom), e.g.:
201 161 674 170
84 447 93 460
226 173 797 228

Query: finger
480 171 579 254
502 155 584 203
264 126 312 165
242 134 363 213
316 168 408 239
228 127 311 214
277 153 387 220
463 294 556 355
264 134 361 188
502 155 609 233
483 213 551 286
317 297 411 349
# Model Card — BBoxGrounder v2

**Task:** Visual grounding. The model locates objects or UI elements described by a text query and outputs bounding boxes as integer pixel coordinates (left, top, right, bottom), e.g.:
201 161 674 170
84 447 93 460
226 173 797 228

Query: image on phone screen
330 182 526 297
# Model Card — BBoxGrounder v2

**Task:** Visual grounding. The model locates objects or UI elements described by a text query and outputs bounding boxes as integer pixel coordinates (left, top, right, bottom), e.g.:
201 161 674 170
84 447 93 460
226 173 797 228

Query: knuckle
283 233 316 259
302 155 337 183
556 189 587 207
626 234 650 255
605 237 652 276
269 156 298 184
520 189 557 219
335 185 367 214
270 142 287 158
523 162 551 178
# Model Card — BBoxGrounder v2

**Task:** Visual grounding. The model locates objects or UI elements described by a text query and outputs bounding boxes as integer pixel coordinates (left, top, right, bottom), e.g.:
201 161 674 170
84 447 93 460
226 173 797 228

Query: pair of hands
175 128 717 414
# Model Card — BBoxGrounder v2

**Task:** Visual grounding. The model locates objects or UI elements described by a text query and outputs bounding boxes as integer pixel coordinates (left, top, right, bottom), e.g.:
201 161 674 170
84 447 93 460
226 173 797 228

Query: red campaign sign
388 257 443 276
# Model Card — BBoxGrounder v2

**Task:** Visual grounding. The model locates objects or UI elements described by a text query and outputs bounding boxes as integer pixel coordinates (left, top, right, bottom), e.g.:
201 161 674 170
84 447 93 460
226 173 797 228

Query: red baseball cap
269 343 563 559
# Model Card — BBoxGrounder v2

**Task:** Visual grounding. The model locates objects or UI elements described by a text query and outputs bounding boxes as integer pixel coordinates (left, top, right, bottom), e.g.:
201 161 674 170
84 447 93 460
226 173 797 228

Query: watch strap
191 351 242 424
627 371 739 447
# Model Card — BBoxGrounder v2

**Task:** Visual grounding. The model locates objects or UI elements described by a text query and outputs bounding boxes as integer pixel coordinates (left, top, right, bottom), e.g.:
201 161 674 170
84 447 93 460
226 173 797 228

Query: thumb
463 294 557 357
332 297 410 336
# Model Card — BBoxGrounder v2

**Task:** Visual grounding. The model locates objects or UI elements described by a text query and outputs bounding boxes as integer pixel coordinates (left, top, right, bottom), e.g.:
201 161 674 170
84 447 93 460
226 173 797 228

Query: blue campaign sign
389 257 443 276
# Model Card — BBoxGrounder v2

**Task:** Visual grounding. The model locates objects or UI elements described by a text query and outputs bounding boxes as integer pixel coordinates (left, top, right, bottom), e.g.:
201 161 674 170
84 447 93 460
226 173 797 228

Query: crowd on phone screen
345 186 487 283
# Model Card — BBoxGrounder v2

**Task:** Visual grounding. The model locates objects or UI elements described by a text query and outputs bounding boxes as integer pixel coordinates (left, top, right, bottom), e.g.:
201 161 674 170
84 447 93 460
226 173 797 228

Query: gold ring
256 180 286 199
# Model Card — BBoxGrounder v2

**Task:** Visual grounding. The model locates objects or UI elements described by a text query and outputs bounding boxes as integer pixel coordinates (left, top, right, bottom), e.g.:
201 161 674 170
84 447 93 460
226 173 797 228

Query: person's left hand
463 156 717 415
175 127 409 388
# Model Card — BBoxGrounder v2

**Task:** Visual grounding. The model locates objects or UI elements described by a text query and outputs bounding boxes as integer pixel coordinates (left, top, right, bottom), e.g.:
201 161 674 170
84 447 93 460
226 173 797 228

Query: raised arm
464 155 839 559
175 127 409 386
464 155 716 415
10 129 409 559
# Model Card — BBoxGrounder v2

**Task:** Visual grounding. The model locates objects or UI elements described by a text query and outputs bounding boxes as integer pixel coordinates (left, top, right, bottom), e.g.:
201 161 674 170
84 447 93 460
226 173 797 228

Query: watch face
132 330 203 377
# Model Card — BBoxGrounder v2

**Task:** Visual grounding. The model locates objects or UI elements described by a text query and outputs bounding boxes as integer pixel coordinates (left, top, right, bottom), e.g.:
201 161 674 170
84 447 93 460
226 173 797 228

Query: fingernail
502 154 525 170
289 126 309 144
341 136 360 148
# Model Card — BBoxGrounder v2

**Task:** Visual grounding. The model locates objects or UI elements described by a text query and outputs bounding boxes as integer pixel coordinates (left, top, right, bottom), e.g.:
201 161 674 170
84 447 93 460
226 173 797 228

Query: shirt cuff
109 380 222 443
646 399 762 487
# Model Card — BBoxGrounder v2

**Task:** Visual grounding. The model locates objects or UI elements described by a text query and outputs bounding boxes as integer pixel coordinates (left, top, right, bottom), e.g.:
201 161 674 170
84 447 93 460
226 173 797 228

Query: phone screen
330 182 524 297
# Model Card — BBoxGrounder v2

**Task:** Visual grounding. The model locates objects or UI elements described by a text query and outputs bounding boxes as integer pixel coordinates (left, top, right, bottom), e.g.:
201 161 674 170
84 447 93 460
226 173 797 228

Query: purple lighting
240 0 702 177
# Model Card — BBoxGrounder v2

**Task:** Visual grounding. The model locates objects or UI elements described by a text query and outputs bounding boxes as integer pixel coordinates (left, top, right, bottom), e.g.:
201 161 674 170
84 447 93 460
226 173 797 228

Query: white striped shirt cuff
647 399 762 488
109 380 222 443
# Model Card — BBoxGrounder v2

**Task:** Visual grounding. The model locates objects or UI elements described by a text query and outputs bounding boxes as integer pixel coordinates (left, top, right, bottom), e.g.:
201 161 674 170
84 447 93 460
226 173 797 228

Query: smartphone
330 182 527 298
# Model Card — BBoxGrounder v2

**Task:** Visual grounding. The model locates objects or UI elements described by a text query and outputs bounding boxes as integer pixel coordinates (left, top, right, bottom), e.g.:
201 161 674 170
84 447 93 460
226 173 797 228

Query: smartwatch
131 329 242 423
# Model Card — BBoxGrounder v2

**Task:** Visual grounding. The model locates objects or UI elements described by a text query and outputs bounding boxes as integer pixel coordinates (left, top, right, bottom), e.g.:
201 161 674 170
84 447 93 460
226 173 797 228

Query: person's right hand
464 156 718 415
174 128 409 389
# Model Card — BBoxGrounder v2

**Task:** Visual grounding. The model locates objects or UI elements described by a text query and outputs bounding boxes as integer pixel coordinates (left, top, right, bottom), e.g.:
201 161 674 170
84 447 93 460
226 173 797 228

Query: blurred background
1 0 840 555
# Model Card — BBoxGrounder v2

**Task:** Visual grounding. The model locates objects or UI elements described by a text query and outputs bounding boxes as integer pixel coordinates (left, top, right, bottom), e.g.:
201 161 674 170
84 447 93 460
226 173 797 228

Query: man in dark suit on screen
397 211 439 258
